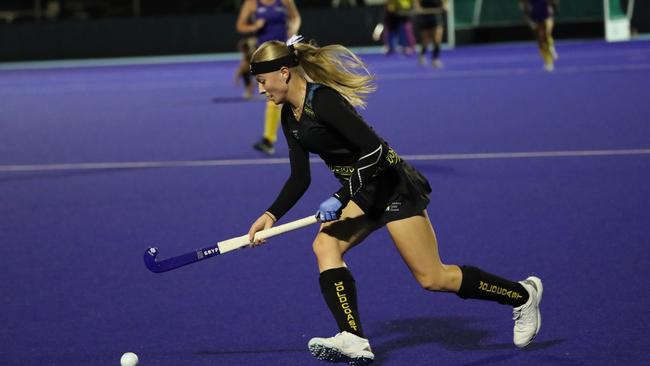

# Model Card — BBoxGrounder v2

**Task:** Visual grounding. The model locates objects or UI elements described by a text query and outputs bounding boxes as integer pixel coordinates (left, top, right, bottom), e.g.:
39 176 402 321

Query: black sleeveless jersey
266 83 400 219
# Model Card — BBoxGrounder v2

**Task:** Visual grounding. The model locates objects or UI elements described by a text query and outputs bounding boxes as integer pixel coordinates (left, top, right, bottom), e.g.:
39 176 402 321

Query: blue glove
316 196 343 222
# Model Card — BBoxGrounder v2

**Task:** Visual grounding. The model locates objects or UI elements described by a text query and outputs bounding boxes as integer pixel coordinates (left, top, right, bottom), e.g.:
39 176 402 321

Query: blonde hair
251 40 376 108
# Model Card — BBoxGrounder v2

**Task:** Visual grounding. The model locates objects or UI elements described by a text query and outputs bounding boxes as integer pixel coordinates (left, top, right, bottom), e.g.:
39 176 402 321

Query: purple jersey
256 0 288 44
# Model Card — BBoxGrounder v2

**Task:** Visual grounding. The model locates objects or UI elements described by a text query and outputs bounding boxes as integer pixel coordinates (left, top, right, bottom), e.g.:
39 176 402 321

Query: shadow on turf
190 317 564 364
369 316 563 365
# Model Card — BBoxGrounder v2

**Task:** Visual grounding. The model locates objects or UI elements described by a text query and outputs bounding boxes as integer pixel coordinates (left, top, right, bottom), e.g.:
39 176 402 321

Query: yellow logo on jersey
303 104 315 119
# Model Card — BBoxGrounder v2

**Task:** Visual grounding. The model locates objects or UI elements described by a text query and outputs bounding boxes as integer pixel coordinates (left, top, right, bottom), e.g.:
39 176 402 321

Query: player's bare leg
419 29 432 65
432 25 444 68
386 211 461 291
387 210 543 348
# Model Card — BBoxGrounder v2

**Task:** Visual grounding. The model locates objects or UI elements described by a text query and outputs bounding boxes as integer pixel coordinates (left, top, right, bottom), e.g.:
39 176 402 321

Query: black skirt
418 13 443 30
351 161 432 225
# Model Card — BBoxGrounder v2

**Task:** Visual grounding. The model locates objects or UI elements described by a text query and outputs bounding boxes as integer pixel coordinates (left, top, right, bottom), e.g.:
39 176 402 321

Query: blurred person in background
236 0 301 155
383 0 416 55
44 0 62 20
519 0 559 71
415 0 447 68
234 37 257 99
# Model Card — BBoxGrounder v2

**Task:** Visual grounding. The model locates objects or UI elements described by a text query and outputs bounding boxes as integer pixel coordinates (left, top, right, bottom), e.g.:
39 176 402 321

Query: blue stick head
144 247 163 273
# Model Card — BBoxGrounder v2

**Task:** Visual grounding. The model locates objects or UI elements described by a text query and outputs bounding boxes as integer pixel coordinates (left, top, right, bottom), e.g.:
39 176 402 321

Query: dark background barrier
4 5 385 61
1 1 648 62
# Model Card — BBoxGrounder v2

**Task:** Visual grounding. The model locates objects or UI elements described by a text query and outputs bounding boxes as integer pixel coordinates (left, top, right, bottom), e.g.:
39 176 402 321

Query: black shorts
418 13 443 30
351 161 432 225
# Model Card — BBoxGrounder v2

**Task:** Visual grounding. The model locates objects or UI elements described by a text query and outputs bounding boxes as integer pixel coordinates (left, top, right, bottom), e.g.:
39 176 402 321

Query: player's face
256 71 288 105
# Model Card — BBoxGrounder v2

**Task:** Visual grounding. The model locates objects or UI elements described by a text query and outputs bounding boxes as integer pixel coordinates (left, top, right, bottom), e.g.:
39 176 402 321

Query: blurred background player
234 37 257 99
415 0 447 68
383 0 416 55
236 0 301 155
519 0 559 71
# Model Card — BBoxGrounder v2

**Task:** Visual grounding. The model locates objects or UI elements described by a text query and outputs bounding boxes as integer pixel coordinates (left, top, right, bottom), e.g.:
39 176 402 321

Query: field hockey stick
144 215 318 273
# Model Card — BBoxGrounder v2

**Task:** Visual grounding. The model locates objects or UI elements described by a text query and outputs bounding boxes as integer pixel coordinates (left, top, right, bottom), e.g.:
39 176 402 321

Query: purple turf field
1 39 650 365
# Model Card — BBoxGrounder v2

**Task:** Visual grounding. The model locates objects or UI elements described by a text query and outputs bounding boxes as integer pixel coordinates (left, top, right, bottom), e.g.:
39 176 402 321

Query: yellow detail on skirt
328 148 402 179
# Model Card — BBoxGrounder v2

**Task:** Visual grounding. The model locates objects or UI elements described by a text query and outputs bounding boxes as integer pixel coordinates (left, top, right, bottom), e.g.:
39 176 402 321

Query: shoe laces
512 305 524 322
334 332 370 352
513 294 535 326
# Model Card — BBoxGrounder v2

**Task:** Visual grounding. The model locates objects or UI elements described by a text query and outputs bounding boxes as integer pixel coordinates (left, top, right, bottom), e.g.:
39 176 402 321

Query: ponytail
251 39 376 108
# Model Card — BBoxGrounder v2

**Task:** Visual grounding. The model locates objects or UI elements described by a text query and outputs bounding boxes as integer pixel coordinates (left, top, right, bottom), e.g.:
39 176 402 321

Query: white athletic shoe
513 276 543 348
308 331 374 365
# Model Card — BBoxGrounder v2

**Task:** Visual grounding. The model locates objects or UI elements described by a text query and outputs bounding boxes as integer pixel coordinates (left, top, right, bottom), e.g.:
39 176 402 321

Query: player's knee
416 271 456 292
417 275 446 291
312 236 339 259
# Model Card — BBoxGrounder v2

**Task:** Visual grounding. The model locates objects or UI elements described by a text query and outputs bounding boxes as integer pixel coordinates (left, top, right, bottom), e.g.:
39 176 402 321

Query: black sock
420 45 428 56
433 44 441 60
456 265 529 307
319 267 364 337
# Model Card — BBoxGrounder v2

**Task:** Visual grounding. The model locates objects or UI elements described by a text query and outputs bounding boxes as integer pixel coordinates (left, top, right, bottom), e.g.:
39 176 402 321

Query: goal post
604 0 631 41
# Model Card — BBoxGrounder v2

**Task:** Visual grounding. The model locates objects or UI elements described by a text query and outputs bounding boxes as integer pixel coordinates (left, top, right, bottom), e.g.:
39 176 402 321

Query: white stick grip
217 234 250 254
255 216 318 240
217 215 318 254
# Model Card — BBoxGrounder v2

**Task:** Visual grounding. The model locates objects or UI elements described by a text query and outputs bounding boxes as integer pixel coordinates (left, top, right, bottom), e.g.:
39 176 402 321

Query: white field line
1 148 649 173
3 61 649 95
378 63 650 81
